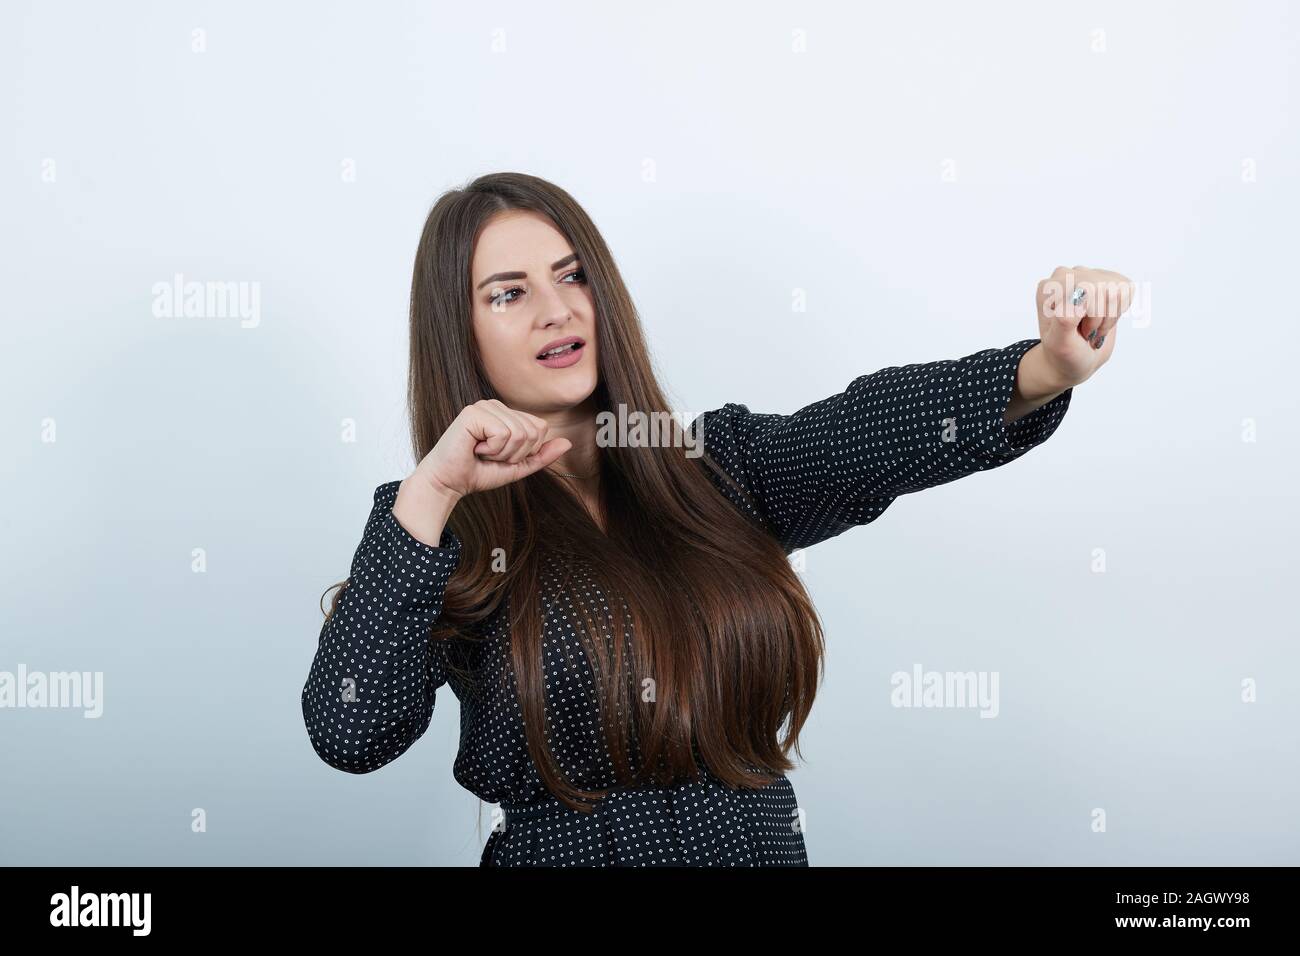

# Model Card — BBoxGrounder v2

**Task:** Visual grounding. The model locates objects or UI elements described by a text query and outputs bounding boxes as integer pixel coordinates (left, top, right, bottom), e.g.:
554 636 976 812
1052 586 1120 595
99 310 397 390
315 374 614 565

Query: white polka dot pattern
694 338 1072 553
302 337 1072 866
301 492 462 775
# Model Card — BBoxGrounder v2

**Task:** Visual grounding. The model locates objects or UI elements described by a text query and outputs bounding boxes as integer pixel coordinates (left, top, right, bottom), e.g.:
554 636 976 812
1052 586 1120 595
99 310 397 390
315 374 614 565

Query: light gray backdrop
3 0 1296 865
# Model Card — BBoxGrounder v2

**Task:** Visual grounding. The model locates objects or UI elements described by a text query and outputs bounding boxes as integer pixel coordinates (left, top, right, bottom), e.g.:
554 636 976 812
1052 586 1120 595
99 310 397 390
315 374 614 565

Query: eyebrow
476 253 579 290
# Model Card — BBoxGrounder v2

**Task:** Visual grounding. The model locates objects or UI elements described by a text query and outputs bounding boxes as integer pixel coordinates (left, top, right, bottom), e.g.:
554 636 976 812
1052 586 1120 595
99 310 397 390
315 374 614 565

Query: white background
2 0 1297 865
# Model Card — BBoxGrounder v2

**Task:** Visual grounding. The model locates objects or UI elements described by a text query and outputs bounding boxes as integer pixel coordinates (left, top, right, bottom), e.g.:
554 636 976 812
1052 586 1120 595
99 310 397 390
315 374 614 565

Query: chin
548 380 598 410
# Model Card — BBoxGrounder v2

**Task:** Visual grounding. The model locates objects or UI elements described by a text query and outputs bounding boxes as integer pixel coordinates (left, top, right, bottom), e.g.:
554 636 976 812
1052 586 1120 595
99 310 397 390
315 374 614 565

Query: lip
535 336 586 369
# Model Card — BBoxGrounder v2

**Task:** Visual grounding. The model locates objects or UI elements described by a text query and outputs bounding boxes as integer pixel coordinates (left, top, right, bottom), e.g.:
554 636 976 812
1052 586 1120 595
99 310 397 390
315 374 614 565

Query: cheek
472 318 518 373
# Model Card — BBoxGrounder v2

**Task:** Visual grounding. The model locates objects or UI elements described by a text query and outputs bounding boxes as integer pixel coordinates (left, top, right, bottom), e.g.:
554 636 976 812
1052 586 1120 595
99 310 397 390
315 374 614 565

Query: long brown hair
325 171 825 814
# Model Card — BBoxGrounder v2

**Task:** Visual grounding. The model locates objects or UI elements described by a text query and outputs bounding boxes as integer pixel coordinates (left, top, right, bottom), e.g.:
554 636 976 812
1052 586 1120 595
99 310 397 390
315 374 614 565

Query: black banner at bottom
0 865 1278 941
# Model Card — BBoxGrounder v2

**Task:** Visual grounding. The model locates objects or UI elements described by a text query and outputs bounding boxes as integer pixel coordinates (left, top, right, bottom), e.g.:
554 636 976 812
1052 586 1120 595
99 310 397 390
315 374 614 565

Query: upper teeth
541 343 576 357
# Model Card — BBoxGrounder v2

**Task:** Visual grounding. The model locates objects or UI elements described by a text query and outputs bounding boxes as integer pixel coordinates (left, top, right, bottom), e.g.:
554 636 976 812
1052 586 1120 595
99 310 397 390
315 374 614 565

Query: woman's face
470 209 599 416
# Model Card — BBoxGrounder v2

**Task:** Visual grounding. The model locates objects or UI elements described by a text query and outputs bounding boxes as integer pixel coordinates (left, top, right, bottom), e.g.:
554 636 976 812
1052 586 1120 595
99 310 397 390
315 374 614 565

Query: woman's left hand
1034 265 1134 388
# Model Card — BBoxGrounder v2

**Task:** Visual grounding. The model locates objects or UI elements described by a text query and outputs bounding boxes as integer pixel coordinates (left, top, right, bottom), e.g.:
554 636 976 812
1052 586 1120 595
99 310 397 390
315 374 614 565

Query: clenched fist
392 399 572 546
1035 265 1134 388
417 399 572 500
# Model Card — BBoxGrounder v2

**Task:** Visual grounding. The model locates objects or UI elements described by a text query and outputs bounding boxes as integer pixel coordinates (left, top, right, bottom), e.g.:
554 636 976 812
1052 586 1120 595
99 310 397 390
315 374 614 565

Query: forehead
472 210 571 271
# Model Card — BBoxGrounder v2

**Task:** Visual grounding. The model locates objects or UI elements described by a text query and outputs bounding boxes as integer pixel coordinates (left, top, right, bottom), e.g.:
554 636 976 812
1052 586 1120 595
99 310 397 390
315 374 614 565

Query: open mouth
535 343 582 358
535 337 586 365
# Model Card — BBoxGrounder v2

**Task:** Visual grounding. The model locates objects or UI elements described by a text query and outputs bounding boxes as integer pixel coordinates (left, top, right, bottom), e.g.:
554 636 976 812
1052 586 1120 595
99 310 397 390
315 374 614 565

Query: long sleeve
301 479 463 773
692 338 1072 553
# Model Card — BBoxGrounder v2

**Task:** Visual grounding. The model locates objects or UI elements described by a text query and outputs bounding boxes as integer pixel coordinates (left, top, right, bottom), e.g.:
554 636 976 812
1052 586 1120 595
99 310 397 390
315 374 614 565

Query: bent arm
301 481 462 773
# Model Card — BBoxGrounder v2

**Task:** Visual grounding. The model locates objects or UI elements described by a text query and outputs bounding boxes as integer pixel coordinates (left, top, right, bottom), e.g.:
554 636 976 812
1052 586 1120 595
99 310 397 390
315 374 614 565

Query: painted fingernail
1087 328 1097 341
1094 333 1105 349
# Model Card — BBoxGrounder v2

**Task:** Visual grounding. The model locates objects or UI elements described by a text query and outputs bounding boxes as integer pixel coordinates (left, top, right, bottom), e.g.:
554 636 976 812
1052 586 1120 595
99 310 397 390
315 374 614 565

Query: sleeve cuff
961 339 1073 464
357 480 463 619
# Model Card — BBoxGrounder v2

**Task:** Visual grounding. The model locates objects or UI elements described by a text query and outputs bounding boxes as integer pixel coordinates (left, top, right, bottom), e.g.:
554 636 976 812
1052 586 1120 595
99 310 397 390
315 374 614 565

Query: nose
533 294 573 329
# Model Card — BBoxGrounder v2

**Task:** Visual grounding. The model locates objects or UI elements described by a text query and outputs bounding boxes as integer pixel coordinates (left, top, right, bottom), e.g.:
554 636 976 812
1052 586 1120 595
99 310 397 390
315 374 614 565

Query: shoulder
372 479 403 506
691 402 761 449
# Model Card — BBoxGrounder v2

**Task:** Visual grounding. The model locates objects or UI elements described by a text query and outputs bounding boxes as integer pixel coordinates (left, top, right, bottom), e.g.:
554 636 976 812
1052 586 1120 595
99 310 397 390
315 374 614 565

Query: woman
300 171 1127 866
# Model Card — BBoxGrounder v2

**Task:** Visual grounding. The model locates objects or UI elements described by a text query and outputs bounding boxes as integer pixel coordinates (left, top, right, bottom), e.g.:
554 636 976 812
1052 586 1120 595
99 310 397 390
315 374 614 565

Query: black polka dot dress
301 338 1072 866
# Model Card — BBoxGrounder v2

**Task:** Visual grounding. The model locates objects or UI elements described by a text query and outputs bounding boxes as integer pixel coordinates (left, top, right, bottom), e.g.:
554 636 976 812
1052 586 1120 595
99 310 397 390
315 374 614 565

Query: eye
488 286 524 308
487 269 585 309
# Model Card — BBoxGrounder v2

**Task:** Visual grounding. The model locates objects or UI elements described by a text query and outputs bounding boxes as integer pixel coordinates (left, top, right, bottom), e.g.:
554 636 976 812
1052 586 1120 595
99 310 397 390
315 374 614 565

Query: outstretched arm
693 265 1132 554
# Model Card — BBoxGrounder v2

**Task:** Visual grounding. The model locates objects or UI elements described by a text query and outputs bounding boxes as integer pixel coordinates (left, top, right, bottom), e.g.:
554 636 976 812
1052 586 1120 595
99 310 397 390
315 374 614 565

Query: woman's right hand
392 400 570 547
415 399 572 501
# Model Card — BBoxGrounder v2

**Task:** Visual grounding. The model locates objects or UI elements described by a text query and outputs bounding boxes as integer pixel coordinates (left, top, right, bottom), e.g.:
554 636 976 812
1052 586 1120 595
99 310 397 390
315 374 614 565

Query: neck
534 399 604 531
538 398 602 477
